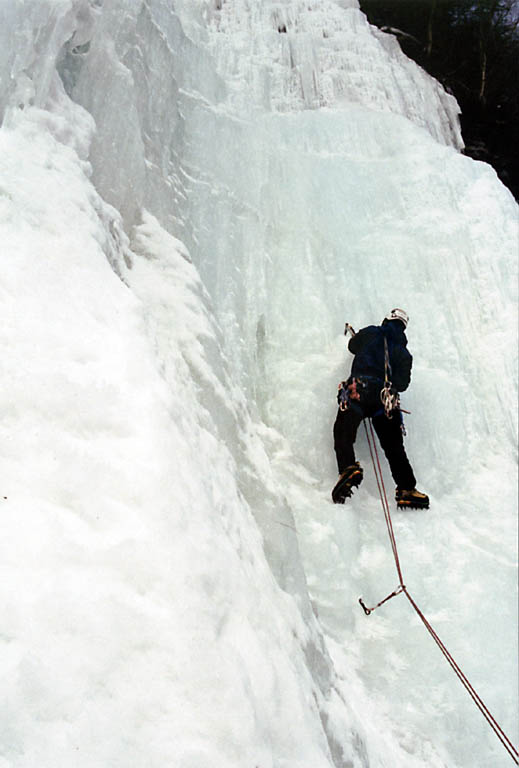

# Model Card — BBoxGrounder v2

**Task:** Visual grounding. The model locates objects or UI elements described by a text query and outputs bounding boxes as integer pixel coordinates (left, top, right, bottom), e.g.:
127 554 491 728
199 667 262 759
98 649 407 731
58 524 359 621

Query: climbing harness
359 418 519 765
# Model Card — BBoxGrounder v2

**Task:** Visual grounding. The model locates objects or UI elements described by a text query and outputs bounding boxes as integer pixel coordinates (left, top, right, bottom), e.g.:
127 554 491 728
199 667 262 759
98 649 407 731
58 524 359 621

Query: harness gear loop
337 382 348 411
337 378 362 411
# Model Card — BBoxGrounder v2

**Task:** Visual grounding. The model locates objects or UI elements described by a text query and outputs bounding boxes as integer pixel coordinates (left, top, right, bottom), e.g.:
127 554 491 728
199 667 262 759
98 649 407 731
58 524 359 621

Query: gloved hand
337 381 348 409
348 379 361 400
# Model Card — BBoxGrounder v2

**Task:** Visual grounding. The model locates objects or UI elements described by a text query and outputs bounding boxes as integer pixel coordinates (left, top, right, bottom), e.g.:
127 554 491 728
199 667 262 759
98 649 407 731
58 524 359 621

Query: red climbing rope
364 419 403 584
361 419 519 765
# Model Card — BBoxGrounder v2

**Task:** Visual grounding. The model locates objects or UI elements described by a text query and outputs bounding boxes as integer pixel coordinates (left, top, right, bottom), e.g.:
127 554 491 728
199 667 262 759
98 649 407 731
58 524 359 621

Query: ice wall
0 1 517 767
55 0 465 389
0 69 352 768
0 2 370 766
54 0 463 232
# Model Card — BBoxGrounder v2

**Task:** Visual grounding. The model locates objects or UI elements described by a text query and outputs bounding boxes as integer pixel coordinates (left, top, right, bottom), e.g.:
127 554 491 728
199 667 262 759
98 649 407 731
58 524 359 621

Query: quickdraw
359 585 406 615
380 336 398 418
380 384 400 419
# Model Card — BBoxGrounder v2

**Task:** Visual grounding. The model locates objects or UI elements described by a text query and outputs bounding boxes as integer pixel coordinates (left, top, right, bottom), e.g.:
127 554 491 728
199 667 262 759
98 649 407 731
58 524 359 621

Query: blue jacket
348 321 412 392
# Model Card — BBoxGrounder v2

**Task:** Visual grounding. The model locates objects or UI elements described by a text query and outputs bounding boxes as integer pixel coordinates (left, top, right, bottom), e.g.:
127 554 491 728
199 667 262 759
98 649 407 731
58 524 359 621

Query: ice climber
332 308 429 509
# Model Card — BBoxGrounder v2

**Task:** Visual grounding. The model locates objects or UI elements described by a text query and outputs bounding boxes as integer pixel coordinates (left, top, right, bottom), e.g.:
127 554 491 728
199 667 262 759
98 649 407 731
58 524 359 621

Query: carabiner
359 598 372 616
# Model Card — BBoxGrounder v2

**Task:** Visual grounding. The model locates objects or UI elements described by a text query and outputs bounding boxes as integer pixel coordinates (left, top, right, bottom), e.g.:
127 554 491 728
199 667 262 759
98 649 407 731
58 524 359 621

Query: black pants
333 400 416 491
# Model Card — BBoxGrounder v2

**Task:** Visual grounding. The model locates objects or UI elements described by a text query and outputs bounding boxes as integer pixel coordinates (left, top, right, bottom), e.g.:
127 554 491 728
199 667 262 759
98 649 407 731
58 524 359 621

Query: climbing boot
395 487 429 510
332 463 363 504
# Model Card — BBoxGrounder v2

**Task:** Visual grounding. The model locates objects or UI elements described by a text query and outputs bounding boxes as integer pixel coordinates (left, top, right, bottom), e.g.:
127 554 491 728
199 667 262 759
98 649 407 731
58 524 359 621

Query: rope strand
363 420 404 583
403 588 519 763
362 418 519 765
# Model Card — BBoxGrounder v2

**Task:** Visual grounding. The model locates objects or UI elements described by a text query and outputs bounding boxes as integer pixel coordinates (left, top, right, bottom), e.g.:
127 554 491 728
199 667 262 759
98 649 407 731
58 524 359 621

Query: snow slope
0 1 517 767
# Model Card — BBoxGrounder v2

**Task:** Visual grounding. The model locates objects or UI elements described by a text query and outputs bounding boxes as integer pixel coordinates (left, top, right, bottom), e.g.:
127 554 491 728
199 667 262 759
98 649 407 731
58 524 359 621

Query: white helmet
385 308 409 327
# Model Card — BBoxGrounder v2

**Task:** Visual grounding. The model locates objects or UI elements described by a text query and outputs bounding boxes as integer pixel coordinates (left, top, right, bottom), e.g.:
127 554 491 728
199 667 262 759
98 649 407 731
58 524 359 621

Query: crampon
332 463 363 504
395 488 429 509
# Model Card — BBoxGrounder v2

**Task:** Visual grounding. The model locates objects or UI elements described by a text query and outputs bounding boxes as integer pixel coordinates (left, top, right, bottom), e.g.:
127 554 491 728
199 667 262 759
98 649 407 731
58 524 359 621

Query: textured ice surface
199 0 462 147
0 1 517 767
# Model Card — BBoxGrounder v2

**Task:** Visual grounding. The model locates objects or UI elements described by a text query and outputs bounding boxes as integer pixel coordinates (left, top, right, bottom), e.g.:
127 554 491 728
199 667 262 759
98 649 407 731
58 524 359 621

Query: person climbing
332 308 429 509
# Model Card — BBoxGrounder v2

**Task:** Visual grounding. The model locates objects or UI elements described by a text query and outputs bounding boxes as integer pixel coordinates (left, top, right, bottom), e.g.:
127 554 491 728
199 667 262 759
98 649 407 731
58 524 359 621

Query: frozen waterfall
0 1 517 767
